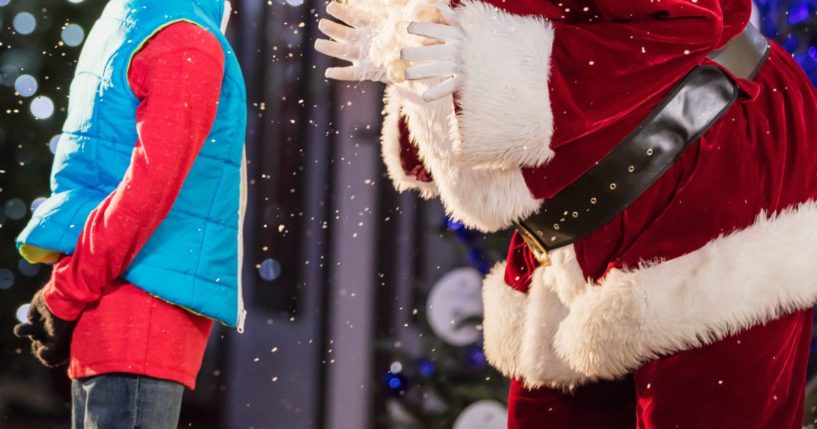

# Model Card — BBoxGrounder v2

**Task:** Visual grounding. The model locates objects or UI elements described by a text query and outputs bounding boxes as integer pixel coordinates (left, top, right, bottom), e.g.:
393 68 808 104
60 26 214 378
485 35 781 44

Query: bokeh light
49 134 61 153
61 23 85 47
30 197 47 212
4 198 27 220
15 304 30 324
13 12 36 35
0 269 14 290
259 258 282 281
417 359 435 377
0 65 20 88
0 0 11 7
30 95 55 119
14 74 38 97
383 372 406 392
17 259 41 278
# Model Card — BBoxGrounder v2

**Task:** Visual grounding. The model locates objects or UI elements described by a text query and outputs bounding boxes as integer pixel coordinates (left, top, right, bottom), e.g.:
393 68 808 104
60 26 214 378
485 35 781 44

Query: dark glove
13 290 76 367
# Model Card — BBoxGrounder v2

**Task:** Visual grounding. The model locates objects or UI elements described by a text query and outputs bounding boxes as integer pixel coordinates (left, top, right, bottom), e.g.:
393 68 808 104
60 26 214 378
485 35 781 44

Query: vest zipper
236 147 248 333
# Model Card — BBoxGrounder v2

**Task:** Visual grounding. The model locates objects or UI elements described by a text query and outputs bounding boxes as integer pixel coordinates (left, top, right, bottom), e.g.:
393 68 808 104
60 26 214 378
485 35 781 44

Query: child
13 1 247 427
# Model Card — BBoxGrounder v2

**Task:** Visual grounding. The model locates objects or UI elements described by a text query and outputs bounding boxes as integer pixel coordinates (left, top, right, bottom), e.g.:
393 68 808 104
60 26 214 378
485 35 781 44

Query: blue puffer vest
17 0 247 329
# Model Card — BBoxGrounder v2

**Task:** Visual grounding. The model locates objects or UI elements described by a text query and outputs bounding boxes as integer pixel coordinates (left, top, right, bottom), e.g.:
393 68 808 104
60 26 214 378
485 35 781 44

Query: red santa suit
373 0 817 427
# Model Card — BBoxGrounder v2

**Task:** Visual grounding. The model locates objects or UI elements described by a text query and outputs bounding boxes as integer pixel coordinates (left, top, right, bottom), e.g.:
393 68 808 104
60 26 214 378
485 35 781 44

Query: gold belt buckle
514 222 552 267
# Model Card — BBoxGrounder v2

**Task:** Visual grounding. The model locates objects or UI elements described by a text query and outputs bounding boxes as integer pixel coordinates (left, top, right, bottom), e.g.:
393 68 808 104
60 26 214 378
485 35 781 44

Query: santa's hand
315 2 388 83
402 21 464 102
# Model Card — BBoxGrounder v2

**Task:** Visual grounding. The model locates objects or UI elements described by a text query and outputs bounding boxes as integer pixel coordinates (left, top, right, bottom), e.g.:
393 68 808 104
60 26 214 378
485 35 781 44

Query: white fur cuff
381 86 439 198
481 248 592 391
482 262 527 380
480 202 817 389
554 200 817 379
453 1 555 169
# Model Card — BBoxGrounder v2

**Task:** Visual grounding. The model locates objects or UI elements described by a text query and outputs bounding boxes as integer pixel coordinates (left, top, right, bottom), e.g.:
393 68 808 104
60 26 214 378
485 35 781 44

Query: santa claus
316 0 817 427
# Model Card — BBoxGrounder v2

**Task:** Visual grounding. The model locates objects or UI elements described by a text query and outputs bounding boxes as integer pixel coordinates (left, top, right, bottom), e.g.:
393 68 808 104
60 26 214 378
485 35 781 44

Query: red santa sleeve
379 0 746 231
42 23 225 321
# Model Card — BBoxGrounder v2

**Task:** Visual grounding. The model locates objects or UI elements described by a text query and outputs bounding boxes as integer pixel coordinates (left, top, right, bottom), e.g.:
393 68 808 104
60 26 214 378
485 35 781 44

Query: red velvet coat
370 0 817 427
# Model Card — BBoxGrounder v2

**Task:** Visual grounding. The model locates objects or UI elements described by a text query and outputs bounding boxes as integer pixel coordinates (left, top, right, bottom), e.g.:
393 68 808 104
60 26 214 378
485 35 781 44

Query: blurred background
1 1 817 428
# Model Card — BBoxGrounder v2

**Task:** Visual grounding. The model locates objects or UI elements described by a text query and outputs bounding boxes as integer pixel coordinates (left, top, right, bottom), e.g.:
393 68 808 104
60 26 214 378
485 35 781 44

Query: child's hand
13 290 76 368
19 244 62 264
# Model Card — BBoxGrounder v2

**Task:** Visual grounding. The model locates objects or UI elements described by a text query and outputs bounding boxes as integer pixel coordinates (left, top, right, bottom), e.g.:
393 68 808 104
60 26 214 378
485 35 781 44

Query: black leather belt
514 24 770 264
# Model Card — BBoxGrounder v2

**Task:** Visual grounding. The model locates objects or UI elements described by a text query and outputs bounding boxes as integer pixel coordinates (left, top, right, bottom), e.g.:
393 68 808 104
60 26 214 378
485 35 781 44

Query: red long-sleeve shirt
41 22 225 389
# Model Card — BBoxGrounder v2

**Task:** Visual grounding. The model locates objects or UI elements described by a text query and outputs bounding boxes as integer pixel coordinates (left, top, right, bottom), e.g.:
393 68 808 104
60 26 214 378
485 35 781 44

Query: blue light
445 215 495 275
14 74 37 97
468 346 487 368
417 359 435 377
0 269 14 290
388 377 402 389
756 0 817 86
446 219 463 231
383 372 406 392
258 258 282 281
17 259 41 277
788 2 811 26
16 304 30 323
61 24 85 47
13 12 36 35
467 249 491 275
783 34 800 53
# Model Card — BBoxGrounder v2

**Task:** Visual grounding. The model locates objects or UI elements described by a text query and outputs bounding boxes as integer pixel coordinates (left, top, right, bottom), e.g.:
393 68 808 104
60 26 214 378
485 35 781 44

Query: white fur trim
517 261 591 391
395 86 543 232
481 262 526 379
381 86 439 199
481 247 590 390
364 0 547 231
553 200 817 380
454 1 555 169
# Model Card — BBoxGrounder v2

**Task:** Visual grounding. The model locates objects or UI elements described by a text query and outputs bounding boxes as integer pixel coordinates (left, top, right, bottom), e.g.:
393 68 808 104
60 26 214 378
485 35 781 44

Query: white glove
401 19 464 102
314 2 389 83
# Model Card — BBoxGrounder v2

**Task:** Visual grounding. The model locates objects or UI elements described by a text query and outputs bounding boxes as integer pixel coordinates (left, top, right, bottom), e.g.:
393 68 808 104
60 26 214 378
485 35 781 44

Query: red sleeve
42 22 226 321
545 0 742 148
513 0 750 199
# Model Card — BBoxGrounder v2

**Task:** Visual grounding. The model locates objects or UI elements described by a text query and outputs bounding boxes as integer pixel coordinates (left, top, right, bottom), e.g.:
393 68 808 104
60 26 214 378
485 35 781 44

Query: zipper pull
237 308 247 333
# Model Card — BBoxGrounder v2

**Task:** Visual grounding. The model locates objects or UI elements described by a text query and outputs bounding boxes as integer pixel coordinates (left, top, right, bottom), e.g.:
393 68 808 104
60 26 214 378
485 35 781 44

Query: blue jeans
71 374 184 429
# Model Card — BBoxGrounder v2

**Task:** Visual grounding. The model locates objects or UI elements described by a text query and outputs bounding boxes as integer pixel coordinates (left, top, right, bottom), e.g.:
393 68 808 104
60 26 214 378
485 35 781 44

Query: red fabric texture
398 116 434 183
496 0 817 426
42 22 224 389
392 0 817 426
508 378 635 429
508 309 812 429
